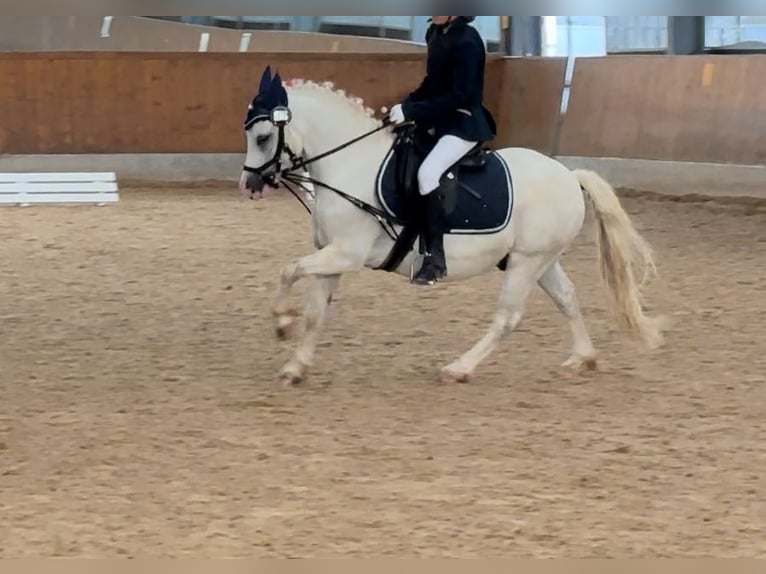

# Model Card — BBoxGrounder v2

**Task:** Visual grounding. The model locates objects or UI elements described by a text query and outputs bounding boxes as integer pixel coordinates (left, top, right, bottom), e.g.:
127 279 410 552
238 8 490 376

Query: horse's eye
256 134 271 146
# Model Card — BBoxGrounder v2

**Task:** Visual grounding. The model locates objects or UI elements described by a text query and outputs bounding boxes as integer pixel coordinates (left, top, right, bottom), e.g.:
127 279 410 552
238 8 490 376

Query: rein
282 171 402 241
288 120 394 174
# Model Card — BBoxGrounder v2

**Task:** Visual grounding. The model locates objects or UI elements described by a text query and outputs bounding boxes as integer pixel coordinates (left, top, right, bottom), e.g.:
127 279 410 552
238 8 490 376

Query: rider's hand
388 104 406 124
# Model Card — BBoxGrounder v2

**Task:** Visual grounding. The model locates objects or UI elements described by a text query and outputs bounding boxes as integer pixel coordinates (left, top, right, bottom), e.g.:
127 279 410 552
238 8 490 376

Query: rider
389 16 497 285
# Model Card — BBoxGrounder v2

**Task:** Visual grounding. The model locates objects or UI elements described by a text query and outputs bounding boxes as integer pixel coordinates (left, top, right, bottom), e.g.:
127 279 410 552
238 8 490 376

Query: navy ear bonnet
244 65 289 129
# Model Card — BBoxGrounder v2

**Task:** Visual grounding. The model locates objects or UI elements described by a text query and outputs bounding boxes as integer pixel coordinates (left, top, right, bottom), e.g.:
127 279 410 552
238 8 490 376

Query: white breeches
417 134 478 196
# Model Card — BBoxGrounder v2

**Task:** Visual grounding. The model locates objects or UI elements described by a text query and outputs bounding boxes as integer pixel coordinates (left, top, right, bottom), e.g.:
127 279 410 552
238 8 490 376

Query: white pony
239 67 666 386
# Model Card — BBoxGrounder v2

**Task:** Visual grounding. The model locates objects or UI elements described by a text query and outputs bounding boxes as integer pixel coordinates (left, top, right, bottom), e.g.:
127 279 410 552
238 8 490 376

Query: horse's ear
258 65 273 95
271 72 289 106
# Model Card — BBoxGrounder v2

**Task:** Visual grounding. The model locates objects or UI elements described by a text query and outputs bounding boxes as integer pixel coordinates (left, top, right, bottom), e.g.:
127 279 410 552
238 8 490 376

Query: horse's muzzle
249 172 265 192
239 170 277 199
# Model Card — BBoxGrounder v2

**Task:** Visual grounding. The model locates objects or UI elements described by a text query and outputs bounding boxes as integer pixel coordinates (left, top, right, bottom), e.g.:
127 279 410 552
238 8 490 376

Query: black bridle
241 107 302 185
242 106 408 240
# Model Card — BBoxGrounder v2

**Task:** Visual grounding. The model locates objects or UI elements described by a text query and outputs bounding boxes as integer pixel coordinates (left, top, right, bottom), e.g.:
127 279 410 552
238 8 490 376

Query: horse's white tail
574 169 666 350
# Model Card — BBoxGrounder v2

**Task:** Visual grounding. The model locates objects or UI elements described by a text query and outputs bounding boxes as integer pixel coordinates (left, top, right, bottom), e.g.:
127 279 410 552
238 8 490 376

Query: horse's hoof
278 369 304 387
275 325 293 342
273 307 300 341
274 316 296 342
439 367 471 384
562 355 598 373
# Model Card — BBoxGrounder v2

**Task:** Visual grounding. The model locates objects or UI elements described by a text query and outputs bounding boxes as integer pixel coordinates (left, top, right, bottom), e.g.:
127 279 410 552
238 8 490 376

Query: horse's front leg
271 257 317 342
272 286 301 342
272 244 359 340
278 274 340 386
272 221 326 341
272 243 366 385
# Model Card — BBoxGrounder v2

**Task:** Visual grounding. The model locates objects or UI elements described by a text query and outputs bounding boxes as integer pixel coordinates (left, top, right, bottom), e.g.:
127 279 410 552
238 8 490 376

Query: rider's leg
413 134 477 285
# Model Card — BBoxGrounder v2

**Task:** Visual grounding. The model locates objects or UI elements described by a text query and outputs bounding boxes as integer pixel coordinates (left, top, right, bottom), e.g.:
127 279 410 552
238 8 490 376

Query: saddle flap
392 131 422 207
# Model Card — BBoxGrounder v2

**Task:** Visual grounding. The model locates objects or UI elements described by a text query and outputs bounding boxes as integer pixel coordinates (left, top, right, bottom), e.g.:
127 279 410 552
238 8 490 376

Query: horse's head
239 66 301 199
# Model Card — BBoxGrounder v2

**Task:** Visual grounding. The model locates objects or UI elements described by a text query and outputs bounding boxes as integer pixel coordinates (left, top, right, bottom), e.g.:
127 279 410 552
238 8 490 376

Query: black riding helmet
428 16 476 26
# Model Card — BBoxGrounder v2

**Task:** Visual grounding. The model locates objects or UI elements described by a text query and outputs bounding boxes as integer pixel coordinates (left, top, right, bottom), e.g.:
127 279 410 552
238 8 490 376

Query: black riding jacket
401 17 497 143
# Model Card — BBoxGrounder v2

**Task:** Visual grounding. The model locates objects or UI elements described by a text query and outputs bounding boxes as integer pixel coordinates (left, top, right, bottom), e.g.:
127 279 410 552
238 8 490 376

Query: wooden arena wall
0 50 763 166
0 52 565 155
557 54 766 165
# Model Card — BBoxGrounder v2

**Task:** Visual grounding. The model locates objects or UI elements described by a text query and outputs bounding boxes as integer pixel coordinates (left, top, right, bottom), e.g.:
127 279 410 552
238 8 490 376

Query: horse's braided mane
283 78 384 128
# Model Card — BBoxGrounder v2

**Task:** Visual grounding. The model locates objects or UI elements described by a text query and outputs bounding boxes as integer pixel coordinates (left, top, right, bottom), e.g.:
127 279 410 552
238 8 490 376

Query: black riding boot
412 189 448 285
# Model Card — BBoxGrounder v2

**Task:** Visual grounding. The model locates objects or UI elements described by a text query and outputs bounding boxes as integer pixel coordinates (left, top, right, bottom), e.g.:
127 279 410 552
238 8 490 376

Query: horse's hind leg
538 260 597 372
440 252 549 384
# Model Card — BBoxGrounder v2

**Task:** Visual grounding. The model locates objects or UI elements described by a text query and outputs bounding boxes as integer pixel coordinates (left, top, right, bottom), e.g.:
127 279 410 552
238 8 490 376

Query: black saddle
374 124 515 274
390 125 488 206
